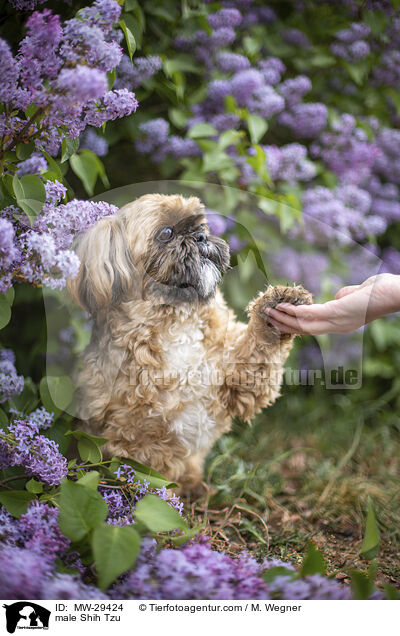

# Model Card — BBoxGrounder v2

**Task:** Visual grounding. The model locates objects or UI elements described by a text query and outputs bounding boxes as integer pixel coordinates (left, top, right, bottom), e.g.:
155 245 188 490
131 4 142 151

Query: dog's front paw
249 284 312 343
260 284 313 311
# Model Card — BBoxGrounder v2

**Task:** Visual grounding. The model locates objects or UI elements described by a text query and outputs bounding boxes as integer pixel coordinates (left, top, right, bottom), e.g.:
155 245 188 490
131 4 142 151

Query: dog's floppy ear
67 215 135 313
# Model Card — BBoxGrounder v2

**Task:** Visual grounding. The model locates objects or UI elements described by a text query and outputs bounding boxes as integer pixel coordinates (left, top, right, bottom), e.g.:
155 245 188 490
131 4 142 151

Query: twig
0 107 44 160
0 474 27 487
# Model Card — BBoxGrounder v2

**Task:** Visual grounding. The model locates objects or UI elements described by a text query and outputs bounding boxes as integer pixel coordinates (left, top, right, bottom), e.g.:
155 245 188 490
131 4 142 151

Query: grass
182 381 400 590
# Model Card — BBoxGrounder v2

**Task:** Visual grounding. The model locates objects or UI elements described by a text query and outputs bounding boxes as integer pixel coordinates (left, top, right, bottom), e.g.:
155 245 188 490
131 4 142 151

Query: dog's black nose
194 231 207 243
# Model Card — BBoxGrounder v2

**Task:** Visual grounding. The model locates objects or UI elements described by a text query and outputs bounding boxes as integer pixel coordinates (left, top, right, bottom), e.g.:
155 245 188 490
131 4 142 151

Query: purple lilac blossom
270 247 329 295
135 119 170 154
278 76 312 106
263 144 316 184
208 8 242 29
0 418 68 484
382 248 400 274
80 128 109 156
216 52 250 73
0 351 24 404
0 547 51 599
115 55 162 90
279 103 328 138
283 28 311 48
17 153 47 176
1 1 136 158
19 502 70 558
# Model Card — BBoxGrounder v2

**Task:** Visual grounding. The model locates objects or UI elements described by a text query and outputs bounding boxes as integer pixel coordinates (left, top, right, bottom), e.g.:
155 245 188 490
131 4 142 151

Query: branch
0 107 45 160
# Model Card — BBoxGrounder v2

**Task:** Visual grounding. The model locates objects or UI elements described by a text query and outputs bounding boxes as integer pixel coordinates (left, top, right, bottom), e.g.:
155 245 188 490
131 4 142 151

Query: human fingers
274 301 334 320
266 315 331 335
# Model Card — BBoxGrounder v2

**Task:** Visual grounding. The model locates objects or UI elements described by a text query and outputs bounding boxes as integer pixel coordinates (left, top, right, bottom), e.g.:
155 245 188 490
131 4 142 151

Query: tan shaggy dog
67 194 312 490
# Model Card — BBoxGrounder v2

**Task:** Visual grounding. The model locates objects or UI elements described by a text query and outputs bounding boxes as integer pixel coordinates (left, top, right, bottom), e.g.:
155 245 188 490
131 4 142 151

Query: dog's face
67 194 230 312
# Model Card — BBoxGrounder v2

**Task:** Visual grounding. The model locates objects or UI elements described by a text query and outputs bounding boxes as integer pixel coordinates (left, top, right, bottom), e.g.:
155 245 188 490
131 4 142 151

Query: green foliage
92 523 140 589
0 490 36 518
359 498 380 560
39 376 75 419
12 175 46 225
58 479 109 541
135 494 188 533
70 150 109 196
300 542 327 577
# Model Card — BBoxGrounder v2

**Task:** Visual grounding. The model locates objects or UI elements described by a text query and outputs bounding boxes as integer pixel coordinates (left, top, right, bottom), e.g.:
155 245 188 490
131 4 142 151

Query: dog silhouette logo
3 602 50 633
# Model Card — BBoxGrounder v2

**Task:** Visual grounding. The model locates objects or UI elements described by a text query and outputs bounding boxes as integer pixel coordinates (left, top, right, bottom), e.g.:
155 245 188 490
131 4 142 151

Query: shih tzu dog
67 194 312 490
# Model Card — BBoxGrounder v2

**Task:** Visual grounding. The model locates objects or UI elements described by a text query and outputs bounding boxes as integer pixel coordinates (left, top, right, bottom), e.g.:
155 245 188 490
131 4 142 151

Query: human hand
264 274 400 335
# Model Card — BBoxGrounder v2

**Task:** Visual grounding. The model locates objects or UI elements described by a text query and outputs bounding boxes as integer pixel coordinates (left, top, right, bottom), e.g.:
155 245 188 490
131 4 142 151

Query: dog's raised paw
248 284 312 342
260 284 313 310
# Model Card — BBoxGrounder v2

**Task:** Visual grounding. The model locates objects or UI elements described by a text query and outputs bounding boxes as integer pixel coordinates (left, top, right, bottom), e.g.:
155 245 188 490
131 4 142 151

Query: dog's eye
157 227 174 242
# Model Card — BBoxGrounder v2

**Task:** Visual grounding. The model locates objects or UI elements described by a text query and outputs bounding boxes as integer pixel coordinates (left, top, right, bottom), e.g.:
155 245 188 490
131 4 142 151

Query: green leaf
202 150 232 173
299 542 327 577
77 471 100 491
4 287 15 306
70 150 108 196
122 13 143 50
0 408 8 428
39 376 75 419
78 438 102 463
26 478 43 494
118 19 136 60
58 479 108 542
0 490 36 518
44 419 71 456
12 174 46 225
359 497 380 560
246 113 268 144
9 377 37 413
61 137 80 163
164 55 201 76
169 524 204 546
383 583 399 600
350 569 374 600
134 494 188 533
41 151 63 182
16 142 35 161
0 296 11 330
188 123 218 139
262 567 296 584
67 430 107 463
92 523 140 589
168 108 188 129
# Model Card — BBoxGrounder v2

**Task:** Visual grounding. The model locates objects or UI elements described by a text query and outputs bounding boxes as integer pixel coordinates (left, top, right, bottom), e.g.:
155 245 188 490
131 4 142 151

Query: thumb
335 285 359 300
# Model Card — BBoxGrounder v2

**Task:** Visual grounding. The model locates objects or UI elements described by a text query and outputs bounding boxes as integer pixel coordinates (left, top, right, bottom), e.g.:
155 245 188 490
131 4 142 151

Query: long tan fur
67 194 312 489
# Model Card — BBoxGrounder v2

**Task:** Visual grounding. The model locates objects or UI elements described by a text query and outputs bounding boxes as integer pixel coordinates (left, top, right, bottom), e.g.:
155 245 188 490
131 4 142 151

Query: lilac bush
0 0 399 603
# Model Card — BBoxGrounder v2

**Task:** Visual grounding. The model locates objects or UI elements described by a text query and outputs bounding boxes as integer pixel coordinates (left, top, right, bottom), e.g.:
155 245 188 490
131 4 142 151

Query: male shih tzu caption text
130 365 360 389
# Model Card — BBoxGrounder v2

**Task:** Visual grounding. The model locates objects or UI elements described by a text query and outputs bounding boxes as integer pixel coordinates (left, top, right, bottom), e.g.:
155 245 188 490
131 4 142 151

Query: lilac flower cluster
0 504 382 600
0 544 105 600
0 416 67 485
101 464 184 526
80 128 109 157
0 350 24 404
1 0 138 162
263 143 316 184
110 537 271 599
270 247 329 295
135 119 200 162
115 55 162 90
109 538 360 600
331 22 371 61
0 185 118 291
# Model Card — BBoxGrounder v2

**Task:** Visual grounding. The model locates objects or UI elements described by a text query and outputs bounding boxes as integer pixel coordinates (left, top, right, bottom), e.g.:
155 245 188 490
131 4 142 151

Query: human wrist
375 274 400 317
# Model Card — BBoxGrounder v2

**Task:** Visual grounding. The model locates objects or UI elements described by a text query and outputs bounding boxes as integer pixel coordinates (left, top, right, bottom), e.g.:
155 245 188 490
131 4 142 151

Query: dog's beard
142 234 230 305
